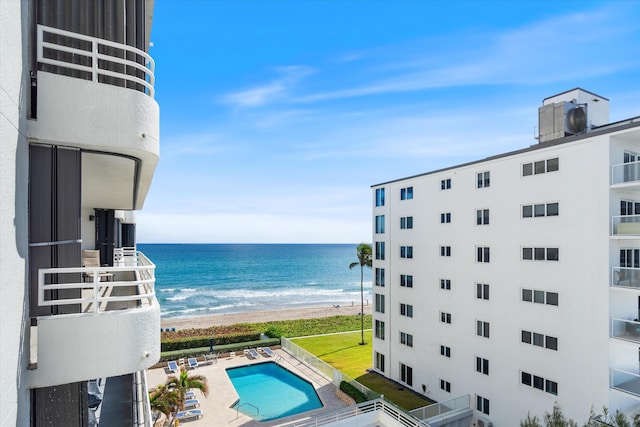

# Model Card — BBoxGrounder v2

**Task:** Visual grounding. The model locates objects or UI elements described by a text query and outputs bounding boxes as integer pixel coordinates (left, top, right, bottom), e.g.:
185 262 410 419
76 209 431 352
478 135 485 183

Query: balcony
28 251 160 389
612 216 640 238
611 318 640 344
611 161 640 188
30 25 159 210
612 267 640 290
612 369 640 398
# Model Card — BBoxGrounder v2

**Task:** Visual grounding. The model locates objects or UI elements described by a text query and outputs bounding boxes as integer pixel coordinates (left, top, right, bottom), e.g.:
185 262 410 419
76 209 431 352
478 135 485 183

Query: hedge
161 332 262 352
159 338 281 361
340 381 368 403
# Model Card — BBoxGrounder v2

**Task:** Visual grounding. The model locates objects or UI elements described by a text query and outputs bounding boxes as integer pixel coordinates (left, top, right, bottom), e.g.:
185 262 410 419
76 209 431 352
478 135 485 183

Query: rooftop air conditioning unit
477 416 493 427
538 100 588 142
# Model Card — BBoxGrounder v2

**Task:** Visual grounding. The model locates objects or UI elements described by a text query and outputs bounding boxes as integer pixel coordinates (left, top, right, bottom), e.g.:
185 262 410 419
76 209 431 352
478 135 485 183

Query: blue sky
137 0 640 243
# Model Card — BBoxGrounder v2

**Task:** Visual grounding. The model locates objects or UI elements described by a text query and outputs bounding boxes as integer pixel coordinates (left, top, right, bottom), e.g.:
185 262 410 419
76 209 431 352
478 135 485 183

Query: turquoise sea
138 244 372 319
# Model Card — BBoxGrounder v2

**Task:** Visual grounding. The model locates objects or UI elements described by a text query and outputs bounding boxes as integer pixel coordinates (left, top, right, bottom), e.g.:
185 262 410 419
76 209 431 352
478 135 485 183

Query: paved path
147 348 349 427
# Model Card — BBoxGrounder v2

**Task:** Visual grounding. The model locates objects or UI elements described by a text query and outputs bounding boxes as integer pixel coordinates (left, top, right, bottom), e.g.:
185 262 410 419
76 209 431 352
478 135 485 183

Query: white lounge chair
184 398 200 409
187 357 199 369
185 390 196 399
176 409 203 421
262 347 276 357
204 353 218 365
167 361 179 373
244 348 260 359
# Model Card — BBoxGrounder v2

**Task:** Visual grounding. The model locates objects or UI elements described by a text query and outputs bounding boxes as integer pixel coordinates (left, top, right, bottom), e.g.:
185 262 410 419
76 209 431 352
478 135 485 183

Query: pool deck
147 348 350 427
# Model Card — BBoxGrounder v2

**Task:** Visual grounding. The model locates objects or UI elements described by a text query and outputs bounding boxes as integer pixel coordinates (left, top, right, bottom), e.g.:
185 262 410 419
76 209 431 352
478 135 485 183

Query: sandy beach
161 304 372 329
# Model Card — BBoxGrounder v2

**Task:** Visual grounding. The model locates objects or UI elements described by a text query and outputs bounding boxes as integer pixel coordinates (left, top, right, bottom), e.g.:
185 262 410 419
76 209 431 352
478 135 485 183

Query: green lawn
291 331 434 411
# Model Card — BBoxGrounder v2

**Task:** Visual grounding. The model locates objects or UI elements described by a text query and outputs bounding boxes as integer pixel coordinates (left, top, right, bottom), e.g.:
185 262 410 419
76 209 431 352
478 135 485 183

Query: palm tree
350 243 372 345
148 384 179 423
164 366 209 411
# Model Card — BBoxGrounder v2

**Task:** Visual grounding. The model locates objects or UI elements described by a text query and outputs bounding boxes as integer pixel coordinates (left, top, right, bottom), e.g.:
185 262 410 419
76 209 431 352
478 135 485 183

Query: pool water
227 362 323 421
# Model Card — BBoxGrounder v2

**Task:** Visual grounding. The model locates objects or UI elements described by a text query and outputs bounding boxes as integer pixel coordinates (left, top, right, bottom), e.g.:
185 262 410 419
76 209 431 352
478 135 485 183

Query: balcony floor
614 377 640 397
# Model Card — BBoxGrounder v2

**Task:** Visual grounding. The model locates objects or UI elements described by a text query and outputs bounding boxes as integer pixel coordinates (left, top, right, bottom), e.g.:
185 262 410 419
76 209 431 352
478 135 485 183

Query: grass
292 331 434 411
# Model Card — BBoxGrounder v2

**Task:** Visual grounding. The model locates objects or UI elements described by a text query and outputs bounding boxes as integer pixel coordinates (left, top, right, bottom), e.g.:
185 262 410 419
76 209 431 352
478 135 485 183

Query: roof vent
566 105 587 133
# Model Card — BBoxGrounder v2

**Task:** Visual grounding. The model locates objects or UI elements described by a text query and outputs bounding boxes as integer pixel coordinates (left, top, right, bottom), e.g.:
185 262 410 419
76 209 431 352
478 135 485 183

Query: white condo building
371 88 640 426
1 1 160 426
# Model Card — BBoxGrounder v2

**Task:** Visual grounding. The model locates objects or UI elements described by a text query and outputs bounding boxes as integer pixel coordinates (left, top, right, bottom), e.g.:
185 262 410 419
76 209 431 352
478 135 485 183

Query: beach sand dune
161 304 372 329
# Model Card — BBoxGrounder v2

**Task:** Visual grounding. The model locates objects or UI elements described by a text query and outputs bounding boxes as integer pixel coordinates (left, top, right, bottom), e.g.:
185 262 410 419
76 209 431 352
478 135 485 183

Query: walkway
146 348 350 427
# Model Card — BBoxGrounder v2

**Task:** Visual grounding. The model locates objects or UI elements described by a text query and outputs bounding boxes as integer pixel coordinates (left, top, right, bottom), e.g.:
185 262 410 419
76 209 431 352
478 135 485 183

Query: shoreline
161 304 372 329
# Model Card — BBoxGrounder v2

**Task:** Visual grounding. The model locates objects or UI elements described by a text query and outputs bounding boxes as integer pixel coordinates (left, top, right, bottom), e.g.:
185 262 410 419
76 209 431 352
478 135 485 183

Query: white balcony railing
611 369 640 398
37 250 155 314
409 394 470 421
612 318 640 344
612 161 640 186
612 215 640 237
37 24 155 98
612 267 640 290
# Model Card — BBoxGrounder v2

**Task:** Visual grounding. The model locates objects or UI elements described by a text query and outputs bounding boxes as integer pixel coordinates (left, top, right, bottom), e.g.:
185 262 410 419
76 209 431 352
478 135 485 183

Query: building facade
1 1 160 425
371 89 640 426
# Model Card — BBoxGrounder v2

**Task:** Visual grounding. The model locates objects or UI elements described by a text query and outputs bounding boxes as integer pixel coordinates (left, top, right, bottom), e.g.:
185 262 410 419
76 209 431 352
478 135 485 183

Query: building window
477 321 490 338
521 371 558 396
440 379 451 393
522 158 559 176
477 171 490 188
375 352 385 373
441 312 452 324
440 279 451 290
522 202 559 218
400 187 414 200
376 188 385 206
400 332 413 347
400 216 414 229
375 268 385 287
522 288 558 306
375 320 385 340
400 303 413 318
400 274 413 288
440 246 451 257
400 363 413 386
476 395 490 415
477 246 490 263
476 209 489 225
375 293 385 313
375 242 385 260
375 215 385 234
476 283 489 300
522 247 559 261
476 357 489 375
441 178 451 190
522 329 558 351
440 345 451 358
400 246 413 259
441 212 451 223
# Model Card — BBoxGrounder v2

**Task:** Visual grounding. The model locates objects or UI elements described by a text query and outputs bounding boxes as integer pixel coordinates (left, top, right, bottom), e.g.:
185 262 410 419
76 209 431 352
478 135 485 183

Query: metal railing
37 24 155 98
275 398 431 427
409 394 470 421
612 215 640 236
281 335 380 400
612 161 640 185
37 251 156 314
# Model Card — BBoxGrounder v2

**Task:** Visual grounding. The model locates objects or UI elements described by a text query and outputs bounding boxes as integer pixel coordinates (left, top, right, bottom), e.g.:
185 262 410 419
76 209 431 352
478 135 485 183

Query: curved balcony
29 25 159 209
28 251 160 389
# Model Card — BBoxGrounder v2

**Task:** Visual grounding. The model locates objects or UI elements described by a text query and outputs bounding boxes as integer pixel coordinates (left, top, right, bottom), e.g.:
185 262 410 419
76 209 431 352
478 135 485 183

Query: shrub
161 332 261 352
340 381 367 404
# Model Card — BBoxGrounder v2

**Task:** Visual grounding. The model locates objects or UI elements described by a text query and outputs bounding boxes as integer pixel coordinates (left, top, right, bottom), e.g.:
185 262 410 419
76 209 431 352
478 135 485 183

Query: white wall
372 129 635 425
0 1 30 426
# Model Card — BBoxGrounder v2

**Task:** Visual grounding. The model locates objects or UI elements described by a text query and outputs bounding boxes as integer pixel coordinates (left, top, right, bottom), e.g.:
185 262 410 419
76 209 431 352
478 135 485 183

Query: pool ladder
236 402 259 419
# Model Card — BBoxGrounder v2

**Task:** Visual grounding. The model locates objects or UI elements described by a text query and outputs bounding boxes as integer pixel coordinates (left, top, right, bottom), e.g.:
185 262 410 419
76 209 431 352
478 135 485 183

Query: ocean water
138 244 372 319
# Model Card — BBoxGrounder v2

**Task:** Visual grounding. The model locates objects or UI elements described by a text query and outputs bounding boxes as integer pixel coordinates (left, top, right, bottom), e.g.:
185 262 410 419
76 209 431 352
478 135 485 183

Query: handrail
37 250 156 314
236 402 259 419
37 24 155 98
611 160 640 185
275 398 432 427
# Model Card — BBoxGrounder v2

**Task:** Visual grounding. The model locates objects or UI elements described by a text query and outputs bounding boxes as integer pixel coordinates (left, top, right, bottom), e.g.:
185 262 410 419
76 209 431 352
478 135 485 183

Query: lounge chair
185 390 196 399
184 398 200 409
187 357 199 369
167 361 178 373
82 250 113 282
246 348 260 359
262 347 276 357
176 409 203 421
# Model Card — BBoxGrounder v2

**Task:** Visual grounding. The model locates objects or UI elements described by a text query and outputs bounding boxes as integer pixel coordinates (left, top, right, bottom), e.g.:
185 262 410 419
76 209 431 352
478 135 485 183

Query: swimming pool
227 361 323 421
